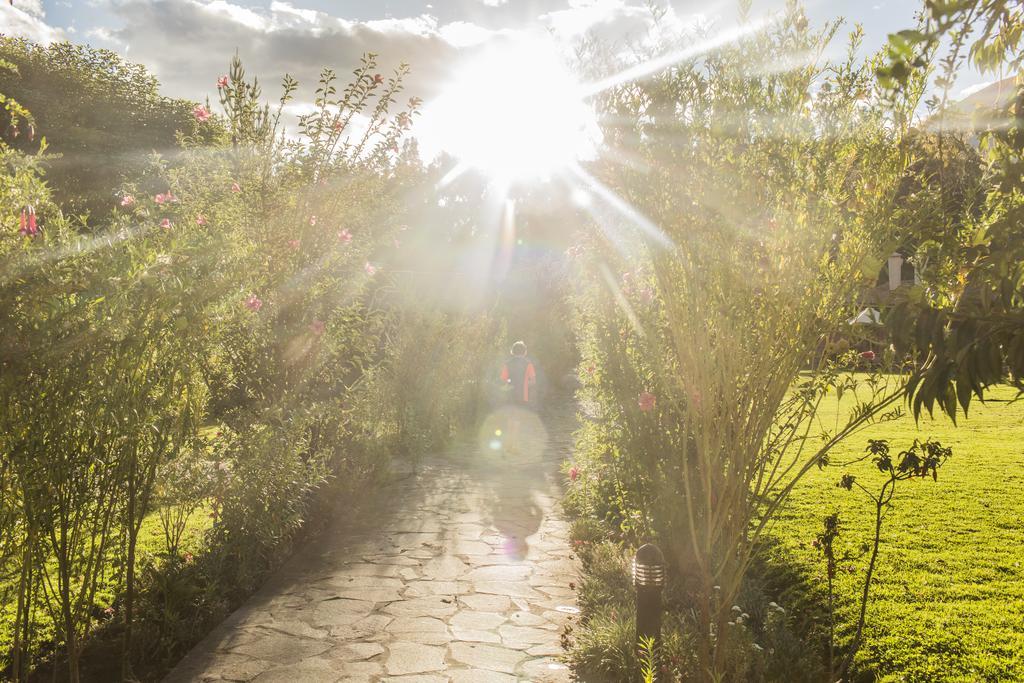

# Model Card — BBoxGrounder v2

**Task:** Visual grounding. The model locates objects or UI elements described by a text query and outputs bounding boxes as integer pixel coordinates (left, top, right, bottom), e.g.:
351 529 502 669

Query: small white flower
753 644 764 652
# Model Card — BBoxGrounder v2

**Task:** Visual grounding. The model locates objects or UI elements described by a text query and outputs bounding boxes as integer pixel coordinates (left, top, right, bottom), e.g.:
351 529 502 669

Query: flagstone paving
164 404 579 683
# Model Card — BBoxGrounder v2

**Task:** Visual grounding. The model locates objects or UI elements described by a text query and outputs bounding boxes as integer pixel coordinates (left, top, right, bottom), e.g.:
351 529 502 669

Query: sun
419 38 601 181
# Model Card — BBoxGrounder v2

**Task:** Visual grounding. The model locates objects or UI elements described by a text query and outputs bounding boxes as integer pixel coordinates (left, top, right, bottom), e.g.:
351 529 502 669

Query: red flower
373 73 384 85
569 466 580 482
638 392 656 412
244 294 263 312
860 350 876 361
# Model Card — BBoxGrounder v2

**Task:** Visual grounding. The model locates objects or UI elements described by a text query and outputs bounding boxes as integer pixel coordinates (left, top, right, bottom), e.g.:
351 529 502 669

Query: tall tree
0 37 223 220
880 0 1024 418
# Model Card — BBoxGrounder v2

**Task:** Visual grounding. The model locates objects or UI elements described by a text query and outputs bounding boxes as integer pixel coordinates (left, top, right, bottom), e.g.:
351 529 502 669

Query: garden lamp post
633 543 666 648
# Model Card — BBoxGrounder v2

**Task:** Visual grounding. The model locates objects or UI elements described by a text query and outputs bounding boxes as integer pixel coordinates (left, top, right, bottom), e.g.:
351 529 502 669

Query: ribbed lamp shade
633 543 666 587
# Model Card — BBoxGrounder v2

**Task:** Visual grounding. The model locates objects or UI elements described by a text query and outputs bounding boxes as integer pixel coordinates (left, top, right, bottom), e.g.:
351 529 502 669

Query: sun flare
420 39 601 181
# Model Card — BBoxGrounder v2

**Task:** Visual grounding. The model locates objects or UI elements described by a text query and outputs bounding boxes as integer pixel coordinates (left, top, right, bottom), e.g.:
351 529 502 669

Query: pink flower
860 350 877 361
231 182 241 193
337 229 353 243
585 365 596 376
103 606 115 617
373 73 384 85
309 319 325 336
364 262 377 276
393 238 401 249
288 239 300 250
308 215 317 226
19 208 39 237
183 552 195 565
196 215 208 226
193 104 211 122
154 192 176 205
217 75 229 89
244 294 263 312
160 218 172 229
638 391 656 412
120 195 136 208
569 466 580 482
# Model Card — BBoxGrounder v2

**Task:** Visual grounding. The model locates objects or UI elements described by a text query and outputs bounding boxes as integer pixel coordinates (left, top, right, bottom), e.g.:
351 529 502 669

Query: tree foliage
0 37 224 220
880 0 1024 419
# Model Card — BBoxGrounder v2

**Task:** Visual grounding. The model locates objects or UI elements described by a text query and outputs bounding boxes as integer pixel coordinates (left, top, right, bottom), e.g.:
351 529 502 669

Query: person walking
500 341 536 452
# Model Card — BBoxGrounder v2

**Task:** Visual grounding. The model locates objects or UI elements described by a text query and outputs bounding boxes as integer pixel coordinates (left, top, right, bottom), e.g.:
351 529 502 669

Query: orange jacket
501 357 536 403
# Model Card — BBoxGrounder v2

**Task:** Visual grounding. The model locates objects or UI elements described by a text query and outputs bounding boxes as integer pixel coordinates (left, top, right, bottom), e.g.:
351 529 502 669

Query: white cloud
105 0 461 105
86 27 116 42
539 0 670 44
0 1 65 44
439 21 500 48
956 80 994 100
11 0 45 18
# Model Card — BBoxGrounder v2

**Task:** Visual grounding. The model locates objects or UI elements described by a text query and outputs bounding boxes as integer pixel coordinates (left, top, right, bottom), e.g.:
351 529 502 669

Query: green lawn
769 382 1024 682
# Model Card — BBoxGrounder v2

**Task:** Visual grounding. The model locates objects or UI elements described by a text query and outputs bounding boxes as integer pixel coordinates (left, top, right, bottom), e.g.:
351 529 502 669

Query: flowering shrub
0 51 491 682
565 7 931 679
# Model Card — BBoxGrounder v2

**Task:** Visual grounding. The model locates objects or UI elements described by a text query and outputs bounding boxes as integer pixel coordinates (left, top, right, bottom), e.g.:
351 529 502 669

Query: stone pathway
165 403 579 682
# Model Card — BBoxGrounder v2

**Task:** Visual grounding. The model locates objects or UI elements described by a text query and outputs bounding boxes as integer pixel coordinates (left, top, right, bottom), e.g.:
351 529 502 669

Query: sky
0 0 996 143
